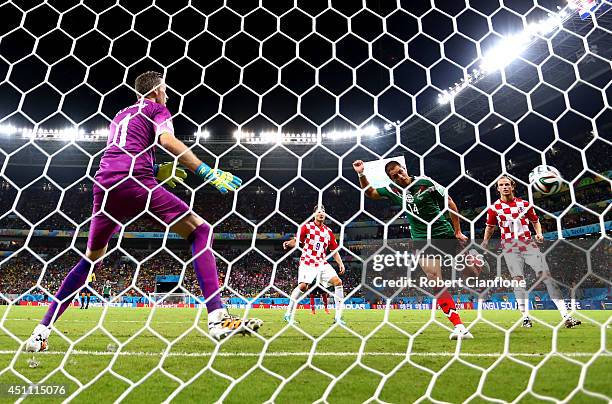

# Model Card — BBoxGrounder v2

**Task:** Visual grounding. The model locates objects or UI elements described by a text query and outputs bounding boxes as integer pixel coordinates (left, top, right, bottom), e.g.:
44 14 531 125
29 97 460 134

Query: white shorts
503 248 550 278
298 263 338 288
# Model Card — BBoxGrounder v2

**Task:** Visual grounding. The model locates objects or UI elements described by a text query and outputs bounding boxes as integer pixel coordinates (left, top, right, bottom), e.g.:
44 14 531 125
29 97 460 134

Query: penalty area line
1 350 609 358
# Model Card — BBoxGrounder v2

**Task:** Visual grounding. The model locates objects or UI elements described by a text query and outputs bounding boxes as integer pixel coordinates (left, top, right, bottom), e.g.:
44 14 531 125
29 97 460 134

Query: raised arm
159 132 203 172
352 160 382 200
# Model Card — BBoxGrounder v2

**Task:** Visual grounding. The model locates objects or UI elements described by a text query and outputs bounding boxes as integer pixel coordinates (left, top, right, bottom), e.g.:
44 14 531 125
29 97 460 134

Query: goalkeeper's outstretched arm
159 132 203 173
159 132 241 193
352 160 382 200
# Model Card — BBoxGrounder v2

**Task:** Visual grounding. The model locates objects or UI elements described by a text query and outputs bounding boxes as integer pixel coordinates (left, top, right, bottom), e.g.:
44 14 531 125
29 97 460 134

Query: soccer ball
529 165 562 195
239 318 264 336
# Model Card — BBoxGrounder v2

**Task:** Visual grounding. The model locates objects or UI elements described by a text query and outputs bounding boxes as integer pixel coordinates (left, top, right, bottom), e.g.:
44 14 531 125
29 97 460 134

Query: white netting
0 0 611 402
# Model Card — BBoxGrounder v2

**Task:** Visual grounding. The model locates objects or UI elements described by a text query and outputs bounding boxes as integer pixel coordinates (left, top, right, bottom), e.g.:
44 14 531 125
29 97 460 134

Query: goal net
0 0 610 402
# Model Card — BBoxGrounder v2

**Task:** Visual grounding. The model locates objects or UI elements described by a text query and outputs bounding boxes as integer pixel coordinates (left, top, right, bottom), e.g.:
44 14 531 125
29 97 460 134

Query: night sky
0 0 610 187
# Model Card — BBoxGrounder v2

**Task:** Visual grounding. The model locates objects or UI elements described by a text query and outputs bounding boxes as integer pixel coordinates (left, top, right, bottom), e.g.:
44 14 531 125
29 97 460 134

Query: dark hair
384 160 401 175
135 71 163 97
313 204 325 213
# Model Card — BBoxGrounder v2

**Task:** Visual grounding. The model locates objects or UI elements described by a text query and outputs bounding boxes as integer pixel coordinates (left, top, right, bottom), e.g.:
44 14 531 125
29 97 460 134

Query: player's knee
298 283 308 291
85 247 107 262
333 278 342 287
176 215 208 242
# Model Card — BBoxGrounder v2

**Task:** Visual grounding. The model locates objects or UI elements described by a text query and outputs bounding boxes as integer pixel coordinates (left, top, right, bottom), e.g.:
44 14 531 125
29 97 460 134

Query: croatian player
282 205 346 325
482 175 581 328
353 159 477 340
26 72 262 352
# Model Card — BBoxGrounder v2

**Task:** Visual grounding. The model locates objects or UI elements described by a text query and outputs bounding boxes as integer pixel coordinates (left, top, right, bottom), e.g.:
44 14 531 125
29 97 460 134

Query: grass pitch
0 306 610 403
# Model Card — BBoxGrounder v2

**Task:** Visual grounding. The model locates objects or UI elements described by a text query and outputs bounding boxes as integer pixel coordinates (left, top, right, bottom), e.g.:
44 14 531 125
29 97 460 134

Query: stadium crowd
0 178 607 234
1 237 608 304
0 165 609 304
0 245 363 300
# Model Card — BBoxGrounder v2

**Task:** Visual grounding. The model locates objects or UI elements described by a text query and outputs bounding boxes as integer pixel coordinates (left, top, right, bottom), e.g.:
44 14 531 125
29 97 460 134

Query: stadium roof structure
0 1 609 187
0 4 609 146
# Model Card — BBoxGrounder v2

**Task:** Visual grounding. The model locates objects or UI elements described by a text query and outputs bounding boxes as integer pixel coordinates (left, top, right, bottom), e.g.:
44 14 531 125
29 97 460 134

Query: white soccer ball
529 165 562 195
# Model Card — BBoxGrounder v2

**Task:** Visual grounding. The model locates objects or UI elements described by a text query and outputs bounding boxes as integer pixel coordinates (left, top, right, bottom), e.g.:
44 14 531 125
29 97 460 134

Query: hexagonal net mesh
0 0 611 402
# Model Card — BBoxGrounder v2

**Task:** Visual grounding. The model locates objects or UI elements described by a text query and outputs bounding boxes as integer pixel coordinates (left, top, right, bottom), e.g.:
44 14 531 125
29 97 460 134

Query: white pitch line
1 318 437 325
1 350 609 358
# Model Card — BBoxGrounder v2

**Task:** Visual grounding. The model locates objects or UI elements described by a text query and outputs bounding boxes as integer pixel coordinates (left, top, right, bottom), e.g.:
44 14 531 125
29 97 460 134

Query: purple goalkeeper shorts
87 178 190 251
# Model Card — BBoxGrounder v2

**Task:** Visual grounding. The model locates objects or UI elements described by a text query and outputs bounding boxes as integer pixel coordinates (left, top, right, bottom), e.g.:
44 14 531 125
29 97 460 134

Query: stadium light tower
438 6 575 105
0 124 17 136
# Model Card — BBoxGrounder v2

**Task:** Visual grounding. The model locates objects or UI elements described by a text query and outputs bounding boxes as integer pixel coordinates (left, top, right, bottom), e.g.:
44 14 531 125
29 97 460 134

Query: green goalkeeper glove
154 162 187 188
195 162 242 194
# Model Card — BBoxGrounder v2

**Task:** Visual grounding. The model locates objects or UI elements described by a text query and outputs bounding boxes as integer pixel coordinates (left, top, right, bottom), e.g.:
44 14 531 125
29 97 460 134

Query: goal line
6 350 609 358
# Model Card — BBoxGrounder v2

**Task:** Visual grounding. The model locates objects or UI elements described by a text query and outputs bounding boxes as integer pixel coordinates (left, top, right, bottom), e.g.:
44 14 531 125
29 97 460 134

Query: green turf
0 307 610 403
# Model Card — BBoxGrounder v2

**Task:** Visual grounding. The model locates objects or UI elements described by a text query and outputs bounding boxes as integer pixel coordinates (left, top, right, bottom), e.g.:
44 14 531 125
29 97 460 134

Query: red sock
310 295 316 313
436 290 462 326
322 293 328 309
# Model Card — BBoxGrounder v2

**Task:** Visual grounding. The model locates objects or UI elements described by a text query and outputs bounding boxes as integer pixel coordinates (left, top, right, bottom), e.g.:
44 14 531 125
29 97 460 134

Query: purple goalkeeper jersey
95 98 174 187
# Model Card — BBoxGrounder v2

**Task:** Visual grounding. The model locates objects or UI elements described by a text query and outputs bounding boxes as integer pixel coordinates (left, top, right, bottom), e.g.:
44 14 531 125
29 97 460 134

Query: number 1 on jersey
115 113 131 147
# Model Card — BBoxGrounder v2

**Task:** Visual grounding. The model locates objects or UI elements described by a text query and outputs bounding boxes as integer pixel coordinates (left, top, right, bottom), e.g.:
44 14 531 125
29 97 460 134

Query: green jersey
103 284 111 294
376 177 455 239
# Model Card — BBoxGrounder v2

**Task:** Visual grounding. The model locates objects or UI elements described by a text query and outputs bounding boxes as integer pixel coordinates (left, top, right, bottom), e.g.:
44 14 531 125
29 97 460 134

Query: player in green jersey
353 159 485 340
102 280 112 304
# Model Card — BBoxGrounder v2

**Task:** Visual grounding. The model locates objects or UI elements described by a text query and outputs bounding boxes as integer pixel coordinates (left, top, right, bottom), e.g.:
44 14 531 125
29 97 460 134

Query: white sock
207 308 227 326
33 324 50 339
514 286 529 318
286 286 302 317
552 299 569 319
543 278 569 319
334 285 344 320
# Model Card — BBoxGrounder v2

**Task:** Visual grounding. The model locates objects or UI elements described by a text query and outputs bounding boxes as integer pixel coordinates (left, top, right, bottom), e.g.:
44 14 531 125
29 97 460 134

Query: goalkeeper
26 71 261 352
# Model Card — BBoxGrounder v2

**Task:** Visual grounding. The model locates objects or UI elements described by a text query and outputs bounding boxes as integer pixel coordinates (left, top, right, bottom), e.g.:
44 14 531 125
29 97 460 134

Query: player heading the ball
283 205 347 325
353 159 482 340
26 71 261 352
482 175 581 329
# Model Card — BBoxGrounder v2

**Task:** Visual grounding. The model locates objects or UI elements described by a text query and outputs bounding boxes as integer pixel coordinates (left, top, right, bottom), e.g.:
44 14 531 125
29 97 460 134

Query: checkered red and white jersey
487 197 539 252
298 221 339 267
